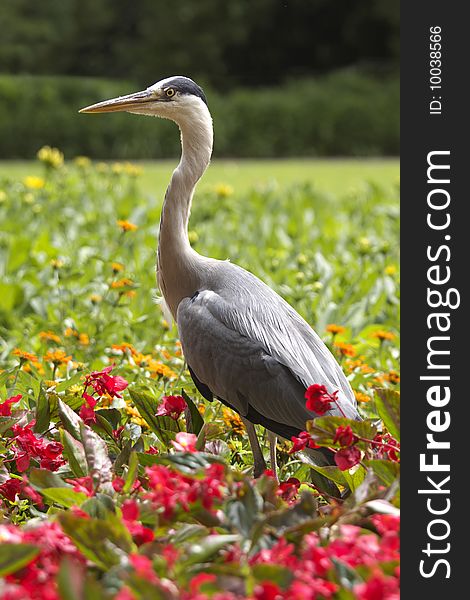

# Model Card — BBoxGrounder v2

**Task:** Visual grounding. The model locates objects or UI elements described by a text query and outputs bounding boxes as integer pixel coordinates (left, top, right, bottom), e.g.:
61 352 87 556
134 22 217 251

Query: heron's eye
165 88 176 98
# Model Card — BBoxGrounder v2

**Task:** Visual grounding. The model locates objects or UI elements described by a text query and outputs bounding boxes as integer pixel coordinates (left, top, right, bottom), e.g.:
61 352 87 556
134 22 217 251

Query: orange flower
39 331 61 344
12 348 38 363
112 343 138 355
117 220 138 232
385 370 400 384
326 324 346 335
223 408 245 435
64 327 78 338
79 333 90 346
111 278 134 289
44 349 72 365
370 330 395 342
354 390 371 403
334 341 356 357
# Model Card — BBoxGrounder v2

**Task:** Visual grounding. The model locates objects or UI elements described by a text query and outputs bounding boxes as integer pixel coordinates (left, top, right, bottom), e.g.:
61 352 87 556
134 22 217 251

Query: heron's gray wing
207 263 357 418
178 291 314 435
177 270 358 434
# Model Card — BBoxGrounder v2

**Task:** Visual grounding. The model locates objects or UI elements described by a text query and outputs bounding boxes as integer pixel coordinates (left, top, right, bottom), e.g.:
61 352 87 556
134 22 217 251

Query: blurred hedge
0 71 398 159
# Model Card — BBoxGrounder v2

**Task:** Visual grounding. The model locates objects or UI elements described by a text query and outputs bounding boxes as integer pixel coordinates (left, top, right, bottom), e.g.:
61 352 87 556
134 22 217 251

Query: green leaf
0 282 24 312
365 459 400 486
11 369 40 399
0 369 14 388
60 429 88 477
59 512 134 570
129 388 178 444
122 451 139 493
0 543 40 577
342 464 367 491
41 487 89 508
34 385 50 434
181 389 204 435
29 468 69 489
57 558 85 600
306 415 377 447
186 534 240 565
310 464 348 487
55 373 84 393
252 564 293 588
226 479 263 538
375 388 400 440
79 422 112 488
59 398 82 440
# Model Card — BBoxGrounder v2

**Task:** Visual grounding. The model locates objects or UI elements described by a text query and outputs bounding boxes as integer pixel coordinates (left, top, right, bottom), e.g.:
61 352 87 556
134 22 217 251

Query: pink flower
156 395 187 420
171 432 197 452
333 425 357 447
334 446 362 470
0 394 22 416
305 384 338 415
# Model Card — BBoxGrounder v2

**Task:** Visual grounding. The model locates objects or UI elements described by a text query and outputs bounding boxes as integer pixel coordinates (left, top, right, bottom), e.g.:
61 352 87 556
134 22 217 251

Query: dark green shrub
0 71 398 158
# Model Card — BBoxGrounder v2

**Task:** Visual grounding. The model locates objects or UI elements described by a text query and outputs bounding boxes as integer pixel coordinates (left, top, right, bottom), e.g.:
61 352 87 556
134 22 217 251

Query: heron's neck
158 105 213 317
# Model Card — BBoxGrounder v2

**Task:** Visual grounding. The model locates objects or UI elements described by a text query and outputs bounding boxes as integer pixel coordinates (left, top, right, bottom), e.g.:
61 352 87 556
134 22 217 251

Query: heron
80 76 360 481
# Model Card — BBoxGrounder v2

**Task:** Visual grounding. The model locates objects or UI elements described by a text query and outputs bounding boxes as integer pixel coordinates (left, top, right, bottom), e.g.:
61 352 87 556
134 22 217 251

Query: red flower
79 392 98 424
305 384 338 415
84 365 128 399
254 581 282 600
156 395 187 420
277 477 301 502
66 475 95 497
290 430 319 454
171 432 197 452
335 446 362 470
0 478 22 501
189 573 217 593
373 433 400 462
9 422 65 472
354 572 400 600
0 394 22 416
333 425 357 447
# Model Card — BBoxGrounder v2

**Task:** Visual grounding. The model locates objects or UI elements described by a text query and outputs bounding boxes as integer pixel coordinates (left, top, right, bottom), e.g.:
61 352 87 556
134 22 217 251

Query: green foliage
0 71 398 159
0 158 400 597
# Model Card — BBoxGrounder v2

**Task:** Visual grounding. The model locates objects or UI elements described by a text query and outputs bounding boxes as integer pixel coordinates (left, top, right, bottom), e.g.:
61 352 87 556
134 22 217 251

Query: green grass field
0 158 398 198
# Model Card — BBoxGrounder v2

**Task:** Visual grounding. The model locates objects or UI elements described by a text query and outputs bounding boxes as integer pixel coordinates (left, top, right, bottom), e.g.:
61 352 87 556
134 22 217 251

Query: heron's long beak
79 89 159 113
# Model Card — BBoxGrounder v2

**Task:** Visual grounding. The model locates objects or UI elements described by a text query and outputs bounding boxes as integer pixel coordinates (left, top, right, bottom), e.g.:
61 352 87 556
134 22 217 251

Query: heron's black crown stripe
165 77 207 105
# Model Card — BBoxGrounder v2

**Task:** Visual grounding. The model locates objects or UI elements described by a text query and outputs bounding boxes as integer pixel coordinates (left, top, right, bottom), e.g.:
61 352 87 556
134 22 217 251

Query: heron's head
79 76 208 124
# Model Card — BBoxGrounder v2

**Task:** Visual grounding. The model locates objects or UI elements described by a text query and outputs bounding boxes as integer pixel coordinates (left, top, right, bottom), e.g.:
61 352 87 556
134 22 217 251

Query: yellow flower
96 162 109 173
223 408 245 435
112 262 125 273
24 176 45 189
37 145 64 169
90 294 102 304
370 330 395 342
124 401 148 428
188 230 199 244
74 156 91 168
354 390 371 403
385 265 397 276
0 190 6 203
123 162 143 177
12 348 38 363
112 162 125 175
214 183 234 198
39 331 62 344
50 259 64 269
326 324 346 335
334 341 356 357
43 349 72 365
117 220 138 232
